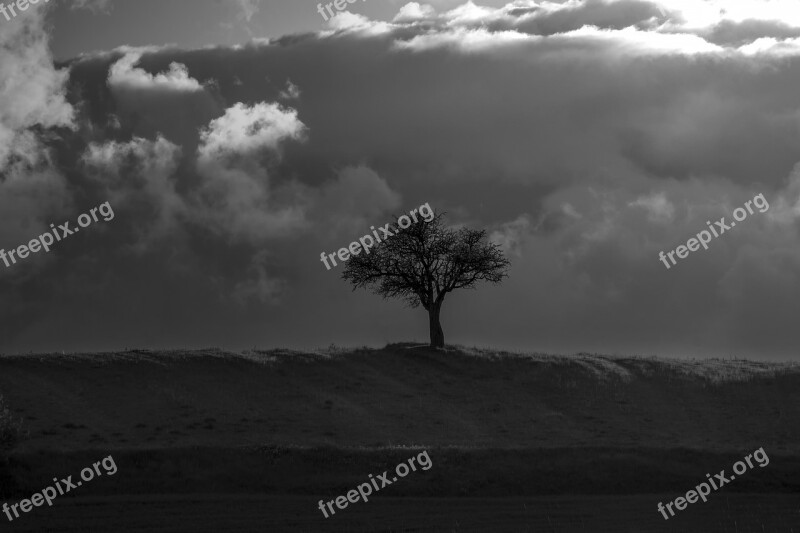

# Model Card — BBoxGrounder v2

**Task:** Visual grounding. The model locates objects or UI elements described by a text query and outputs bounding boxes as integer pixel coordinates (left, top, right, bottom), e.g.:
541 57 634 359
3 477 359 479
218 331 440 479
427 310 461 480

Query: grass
1 343 799 452
0 394 26 453
2 494 799 532
2 445 798 498
0 343 798 501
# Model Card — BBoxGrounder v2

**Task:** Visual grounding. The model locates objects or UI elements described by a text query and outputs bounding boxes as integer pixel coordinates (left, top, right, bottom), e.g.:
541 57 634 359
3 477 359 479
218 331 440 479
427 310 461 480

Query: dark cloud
702 19 800 47
4 0 800 358
508 0 666 35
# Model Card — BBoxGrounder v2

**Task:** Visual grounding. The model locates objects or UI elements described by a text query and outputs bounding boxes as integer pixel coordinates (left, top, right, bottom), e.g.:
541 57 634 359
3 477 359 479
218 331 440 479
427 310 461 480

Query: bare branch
341 212 510 309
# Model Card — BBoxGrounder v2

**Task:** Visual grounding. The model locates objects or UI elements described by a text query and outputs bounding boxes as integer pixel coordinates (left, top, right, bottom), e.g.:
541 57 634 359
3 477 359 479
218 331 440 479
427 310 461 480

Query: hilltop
0 343 799 503
1 343 799 454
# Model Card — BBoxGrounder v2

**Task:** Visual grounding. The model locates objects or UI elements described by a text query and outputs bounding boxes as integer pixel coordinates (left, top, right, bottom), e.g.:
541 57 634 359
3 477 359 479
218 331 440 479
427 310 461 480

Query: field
4 494 800 533
0 343 799 531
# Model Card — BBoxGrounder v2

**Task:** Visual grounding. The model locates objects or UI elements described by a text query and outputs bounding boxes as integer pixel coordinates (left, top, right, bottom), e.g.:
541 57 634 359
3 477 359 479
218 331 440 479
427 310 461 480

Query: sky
2 0 800 358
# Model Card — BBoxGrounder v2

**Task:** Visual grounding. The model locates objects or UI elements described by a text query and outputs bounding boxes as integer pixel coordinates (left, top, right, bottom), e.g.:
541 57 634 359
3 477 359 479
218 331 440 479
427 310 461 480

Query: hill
1 343 798 454
1 343 799 501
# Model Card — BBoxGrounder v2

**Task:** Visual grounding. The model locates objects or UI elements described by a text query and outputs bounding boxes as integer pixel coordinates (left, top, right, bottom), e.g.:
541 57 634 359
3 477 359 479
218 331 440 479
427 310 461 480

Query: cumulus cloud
8 0 800 357
0 7 74 171
193 102 309 243
108 52 204 92
0 3 75 276
106 50 221 142
327 11 391 33
197 102 305 158
382 0 800 59
393 2 437 23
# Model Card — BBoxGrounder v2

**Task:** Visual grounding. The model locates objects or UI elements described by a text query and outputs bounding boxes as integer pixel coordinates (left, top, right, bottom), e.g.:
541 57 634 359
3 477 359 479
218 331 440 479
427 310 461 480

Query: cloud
108 52 204 92
490 215 532 256
701 19 800 47
327 11 390 33
628 192 675 223
0 2 75 276
197 102 305 157
8 0 800 357
193 102 309 244
81 135 186 251
0 6 74 171
738 36 800 56
393 2 437 23
313 165 403 238
70 0 114 14
105 49 221 142
279 79 301 100
234 0 262 23
232 250 285 305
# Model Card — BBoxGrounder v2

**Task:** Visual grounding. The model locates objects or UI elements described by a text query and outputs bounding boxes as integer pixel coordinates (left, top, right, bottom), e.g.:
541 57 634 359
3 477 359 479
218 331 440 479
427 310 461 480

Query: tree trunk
428 301 445 348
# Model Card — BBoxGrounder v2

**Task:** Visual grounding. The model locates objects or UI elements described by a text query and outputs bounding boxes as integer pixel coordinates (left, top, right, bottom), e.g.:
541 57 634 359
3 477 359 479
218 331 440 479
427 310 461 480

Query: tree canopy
342 212 510 347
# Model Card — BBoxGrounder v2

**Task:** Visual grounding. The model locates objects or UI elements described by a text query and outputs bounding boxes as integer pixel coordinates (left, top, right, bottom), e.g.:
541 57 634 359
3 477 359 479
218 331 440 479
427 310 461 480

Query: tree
342 212 510 348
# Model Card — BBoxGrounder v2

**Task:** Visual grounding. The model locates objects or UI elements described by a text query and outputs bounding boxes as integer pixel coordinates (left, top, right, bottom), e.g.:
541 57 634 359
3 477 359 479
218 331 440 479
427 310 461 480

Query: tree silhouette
342 212 510 348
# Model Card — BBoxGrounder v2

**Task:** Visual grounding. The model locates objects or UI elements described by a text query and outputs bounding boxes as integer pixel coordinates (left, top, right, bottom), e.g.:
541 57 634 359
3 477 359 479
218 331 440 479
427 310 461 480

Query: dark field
4 446 800 497
1 344 799 531
3 494 799 533
1 344 800 453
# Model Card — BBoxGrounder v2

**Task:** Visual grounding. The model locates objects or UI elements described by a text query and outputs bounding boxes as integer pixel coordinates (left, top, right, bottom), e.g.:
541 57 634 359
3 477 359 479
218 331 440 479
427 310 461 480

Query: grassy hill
2 343 799 452
1 343 799 498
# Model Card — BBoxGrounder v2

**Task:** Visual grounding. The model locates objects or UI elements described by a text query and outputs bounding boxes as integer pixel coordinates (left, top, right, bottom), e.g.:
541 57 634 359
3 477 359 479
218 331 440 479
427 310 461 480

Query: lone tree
342 212 510 348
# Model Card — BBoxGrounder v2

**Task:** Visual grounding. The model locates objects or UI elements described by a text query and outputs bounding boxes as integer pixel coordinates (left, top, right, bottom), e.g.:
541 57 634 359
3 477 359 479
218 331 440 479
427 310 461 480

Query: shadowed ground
1 344 798 453
2 494 799 533
0 344 798 531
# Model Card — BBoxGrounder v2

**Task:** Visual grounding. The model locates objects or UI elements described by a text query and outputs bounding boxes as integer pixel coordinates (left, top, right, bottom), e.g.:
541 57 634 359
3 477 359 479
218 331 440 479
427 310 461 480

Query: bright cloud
108 52 204 92
194 102 309 244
